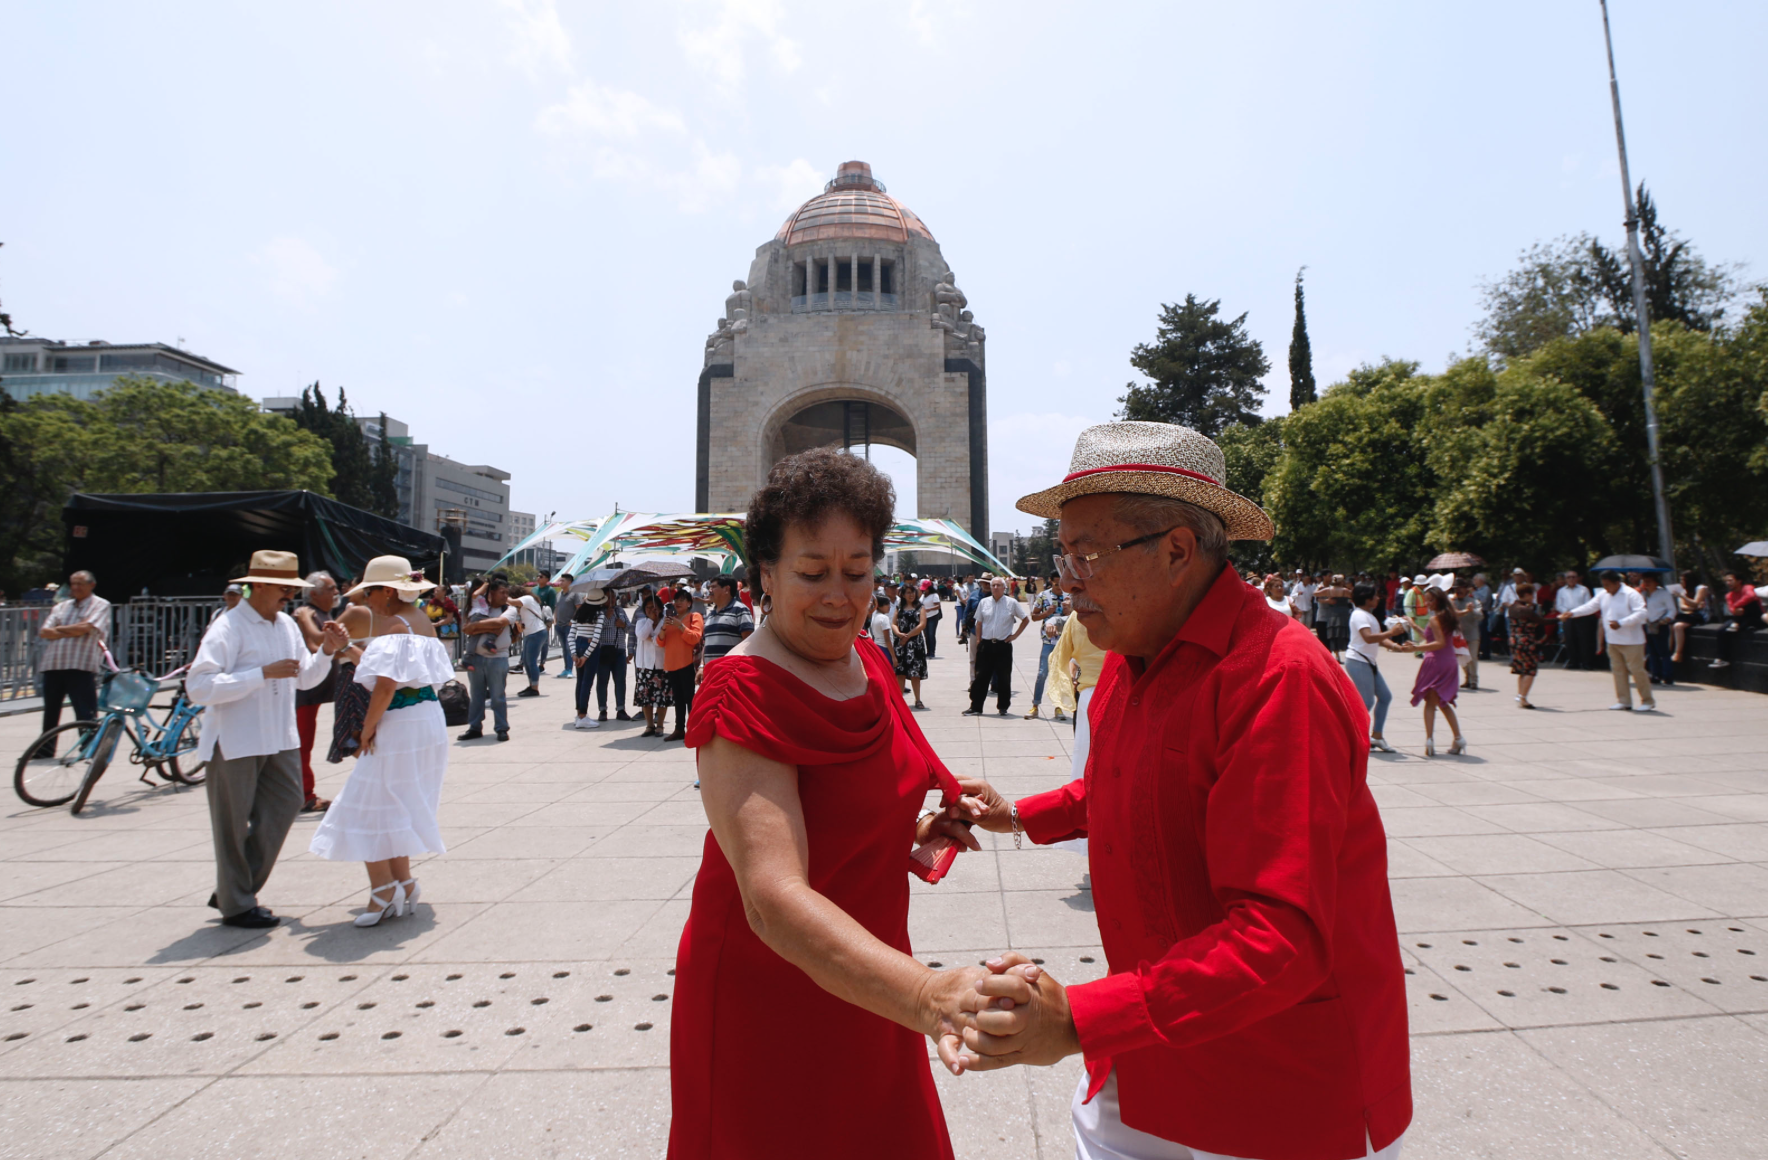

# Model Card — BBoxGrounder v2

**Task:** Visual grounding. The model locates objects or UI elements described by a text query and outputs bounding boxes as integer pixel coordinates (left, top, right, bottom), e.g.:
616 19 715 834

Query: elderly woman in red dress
668 448 987 1160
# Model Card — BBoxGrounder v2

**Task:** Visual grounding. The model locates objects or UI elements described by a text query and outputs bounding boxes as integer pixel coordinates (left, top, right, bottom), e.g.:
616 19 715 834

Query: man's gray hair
306 570 335 587
70 570 96 584
1110 494 1228 564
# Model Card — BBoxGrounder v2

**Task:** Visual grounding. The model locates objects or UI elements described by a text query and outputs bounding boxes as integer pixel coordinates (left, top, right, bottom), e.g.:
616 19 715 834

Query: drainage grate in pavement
1560 921 1768 1013
1407 927 1728 1028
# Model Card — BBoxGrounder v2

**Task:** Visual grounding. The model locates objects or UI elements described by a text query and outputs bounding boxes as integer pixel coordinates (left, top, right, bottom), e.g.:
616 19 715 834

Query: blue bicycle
13 667 206 812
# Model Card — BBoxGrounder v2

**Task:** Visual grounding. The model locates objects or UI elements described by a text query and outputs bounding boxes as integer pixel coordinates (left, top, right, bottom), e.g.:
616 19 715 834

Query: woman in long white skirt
310 556 454 927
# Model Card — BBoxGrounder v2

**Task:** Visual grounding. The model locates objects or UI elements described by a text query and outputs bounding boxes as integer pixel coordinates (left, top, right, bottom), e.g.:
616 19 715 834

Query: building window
49 355 97 372
1 354 35 372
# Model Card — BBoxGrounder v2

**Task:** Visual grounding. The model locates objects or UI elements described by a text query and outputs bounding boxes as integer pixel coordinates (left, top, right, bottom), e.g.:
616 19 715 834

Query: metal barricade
111 598 222 676
0 605 49 700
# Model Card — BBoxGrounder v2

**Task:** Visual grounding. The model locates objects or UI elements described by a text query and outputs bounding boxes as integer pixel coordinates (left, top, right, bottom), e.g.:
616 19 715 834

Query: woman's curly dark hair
745 447 895 575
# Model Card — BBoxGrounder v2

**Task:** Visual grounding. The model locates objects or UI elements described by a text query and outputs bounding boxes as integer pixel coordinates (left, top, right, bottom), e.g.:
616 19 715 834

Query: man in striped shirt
700 576 754 666
35 570 111 753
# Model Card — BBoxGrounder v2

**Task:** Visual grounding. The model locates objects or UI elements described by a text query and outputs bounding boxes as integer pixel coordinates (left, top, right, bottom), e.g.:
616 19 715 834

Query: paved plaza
1 638 1765 1159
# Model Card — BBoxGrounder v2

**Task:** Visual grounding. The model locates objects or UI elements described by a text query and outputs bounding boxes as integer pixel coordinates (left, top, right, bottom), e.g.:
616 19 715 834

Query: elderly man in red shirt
944 421 1411 1160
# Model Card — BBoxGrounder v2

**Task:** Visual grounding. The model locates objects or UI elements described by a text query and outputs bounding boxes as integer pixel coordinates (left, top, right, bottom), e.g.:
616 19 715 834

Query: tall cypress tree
1289 267 1316 411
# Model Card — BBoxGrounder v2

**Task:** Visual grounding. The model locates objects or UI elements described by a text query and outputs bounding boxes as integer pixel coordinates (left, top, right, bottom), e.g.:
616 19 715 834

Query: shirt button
1113 919 1122 931
1130 697 1139 706
1104 842 1113 855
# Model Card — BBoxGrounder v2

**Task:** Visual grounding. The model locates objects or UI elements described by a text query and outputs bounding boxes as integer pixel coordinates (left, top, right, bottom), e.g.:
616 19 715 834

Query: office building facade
1 337 239 402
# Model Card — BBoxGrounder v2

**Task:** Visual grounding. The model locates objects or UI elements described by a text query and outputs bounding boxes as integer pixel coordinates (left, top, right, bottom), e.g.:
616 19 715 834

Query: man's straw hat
1016 421 1273 541
344 555 435 598
233 550 313 588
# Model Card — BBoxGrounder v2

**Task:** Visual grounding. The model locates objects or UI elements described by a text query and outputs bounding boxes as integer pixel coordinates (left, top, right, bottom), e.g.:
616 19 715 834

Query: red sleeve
1017 782 1088 845
1066 658 1354 1061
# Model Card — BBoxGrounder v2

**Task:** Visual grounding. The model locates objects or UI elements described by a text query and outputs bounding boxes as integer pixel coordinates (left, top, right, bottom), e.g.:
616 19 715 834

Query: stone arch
760 383 919 479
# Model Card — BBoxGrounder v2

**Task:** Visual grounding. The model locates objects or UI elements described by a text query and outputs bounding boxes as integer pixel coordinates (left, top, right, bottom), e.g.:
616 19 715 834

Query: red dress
668 645 961 1160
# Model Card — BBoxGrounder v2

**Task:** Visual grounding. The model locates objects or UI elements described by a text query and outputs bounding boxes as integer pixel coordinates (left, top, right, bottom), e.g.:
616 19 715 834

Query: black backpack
437 679 470 726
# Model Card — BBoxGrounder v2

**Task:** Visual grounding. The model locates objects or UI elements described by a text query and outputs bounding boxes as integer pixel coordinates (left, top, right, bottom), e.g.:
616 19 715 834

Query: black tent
63 490 445 598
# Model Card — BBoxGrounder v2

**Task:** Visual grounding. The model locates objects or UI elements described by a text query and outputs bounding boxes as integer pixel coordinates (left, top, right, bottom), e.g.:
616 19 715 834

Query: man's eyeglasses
1053 526 1182 581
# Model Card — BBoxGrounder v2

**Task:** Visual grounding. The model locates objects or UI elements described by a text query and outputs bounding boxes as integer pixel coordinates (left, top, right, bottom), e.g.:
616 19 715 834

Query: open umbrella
1425 552 1484 570
1735 541 1768 558
607 560 696 590
1591 554 1673 573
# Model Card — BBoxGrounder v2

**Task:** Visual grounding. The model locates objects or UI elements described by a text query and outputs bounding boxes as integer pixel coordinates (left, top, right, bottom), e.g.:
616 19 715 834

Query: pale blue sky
3 1 1762 537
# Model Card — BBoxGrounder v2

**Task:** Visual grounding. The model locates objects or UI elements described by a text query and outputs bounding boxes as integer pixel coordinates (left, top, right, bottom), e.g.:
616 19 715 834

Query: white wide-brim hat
1016 421 1273 541
233 550 313 588
345 555 435 598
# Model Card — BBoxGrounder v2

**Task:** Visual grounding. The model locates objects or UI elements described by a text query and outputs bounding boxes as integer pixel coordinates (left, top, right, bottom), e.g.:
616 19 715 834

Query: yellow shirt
1048 614 1108 714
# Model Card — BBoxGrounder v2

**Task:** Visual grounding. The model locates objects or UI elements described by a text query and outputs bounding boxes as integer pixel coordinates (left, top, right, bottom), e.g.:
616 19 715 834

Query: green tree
291 384 397 517
1216 418 1285 575
1422 358 1617 569
1119 295 1269 436
1475 186 1742 360
370 412 400 518
78 378 333 493
0 378 333 590
1288 268 1316 410
1265 360 1435 570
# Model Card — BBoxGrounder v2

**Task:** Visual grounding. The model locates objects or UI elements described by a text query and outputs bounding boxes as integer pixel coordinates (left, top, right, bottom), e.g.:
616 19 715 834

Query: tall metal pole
1599 0 1676 569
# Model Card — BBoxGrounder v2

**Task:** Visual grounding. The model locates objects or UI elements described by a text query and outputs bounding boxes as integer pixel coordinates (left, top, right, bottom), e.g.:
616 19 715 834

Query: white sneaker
1607 703 1633 711
580 716 601 730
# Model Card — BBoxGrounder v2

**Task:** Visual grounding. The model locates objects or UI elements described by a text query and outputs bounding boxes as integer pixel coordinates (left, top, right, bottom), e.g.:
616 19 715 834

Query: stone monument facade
695 161 988 538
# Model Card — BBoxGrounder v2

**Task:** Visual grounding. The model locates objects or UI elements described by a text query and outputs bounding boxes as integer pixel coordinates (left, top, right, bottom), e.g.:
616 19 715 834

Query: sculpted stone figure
725 279 752 323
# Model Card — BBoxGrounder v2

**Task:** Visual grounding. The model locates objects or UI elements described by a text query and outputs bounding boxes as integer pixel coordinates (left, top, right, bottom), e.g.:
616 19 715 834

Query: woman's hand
954 776 1013 833
915 803 982 852
359 719 378 756
919 965 993 1075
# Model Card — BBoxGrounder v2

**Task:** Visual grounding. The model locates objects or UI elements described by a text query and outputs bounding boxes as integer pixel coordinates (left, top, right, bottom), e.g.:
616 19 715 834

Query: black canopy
63 490 446 598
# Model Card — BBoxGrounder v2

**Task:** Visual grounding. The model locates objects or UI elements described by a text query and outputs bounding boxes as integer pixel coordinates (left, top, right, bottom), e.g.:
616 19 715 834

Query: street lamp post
1599 0 1676 571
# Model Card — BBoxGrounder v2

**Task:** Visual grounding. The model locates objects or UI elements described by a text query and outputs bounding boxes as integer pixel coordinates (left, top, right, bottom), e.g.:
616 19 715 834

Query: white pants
1074 1073 1403 1160
1054 686 1092 854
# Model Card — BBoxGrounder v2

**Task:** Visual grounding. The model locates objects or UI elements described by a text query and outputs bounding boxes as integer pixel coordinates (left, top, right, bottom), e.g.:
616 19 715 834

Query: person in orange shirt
655 588 704 741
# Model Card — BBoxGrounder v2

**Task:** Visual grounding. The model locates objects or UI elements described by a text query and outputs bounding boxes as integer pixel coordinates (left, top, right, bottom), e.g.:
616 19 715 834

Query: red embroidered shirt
1017 566 1411 1160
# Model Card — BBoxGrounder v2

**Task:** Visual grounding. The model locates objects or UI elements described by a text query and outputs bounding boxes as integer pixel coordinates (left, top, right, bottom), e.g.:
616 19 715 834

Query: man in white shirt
1288 569 1317 629
964 577 1029 717
1553 569 1596 671
1564 571 1653 711
187 551 347 929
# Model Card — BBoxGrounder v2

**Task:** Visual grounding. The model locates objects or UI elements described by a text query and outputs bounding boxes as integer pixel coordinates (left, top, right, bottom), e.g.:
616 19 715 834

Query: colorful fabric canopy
495 513 1014 578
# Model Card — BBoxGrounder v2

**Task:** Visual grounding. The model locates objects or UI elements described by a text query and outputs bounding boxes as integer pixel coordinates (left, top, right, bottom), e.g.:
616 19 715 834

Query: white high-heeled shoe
1424 736 1436 757
399 878 422 911
1448 735 1467 756
354 881 405 928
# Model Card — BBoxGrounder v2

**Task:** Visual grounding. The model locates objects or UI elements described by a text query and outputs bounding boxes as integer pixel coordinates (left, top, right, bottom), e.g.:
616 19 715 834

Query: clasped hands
913 776 1083 1077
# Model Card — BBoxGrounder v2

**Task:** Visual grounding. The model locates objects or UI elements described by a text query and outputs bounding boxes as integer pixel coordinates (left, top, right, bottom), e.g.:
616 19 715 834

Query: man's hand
262 658 301 679
954 952 1082 1072
320 621 349 654
1608 620 1621 630
954 776 1014 834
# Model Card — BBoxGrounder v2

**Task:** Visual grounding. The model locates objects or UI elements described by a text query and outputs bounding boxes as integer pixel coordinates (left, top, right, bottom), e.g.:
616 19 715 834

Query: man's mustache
1069 593 1104 614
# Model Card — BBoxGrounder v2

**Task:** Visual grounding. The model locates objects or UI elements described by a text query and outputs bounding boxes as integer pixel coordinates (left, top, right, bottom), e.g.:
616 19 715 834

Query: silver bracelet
1011 803 1022 850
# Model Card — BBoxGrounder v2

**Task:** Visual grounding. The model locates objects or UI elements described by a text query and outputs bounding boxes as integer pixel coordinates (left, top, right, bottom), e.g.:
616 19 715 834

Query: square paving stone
0 1076 211 1160
1404 1030 1675 1159
1476 869 1719 926
1402 833 1599 875
1387 876 1550 933
1532 829 1734 869
415 900 665 964
1620 862 1768 918
1571 920 1768 1012
505 856 701 903
410 1067 671 1160
1402 962 1503 1034
0 967 175 1060
1520 1016 1768 1160
101 1071 483 1159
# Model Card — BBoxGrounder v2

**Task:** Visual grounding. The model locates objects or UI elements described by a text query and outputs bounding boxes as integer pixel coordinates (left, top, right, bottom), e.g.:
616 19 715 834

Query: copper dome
775 161 935 246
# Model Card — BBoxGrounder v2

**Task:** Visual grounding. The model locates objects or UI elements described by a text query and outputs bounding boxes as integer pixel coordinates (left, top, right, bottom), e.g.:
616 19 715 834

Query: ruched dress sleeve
355 635 456 691
686 648 963 802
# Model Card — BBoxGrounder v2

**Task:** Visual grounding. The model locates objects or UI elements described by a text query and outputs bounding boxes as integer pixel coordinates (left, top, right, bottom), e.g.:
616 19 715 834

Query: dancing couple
668 424 1411 1160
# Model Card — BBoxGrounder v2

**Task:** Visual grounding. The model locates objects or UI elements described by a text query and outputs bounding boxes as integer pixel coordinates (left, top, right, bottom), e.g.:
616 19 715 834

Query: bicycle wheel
14 721 103 807
165 713 206 786
70 718 126 815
